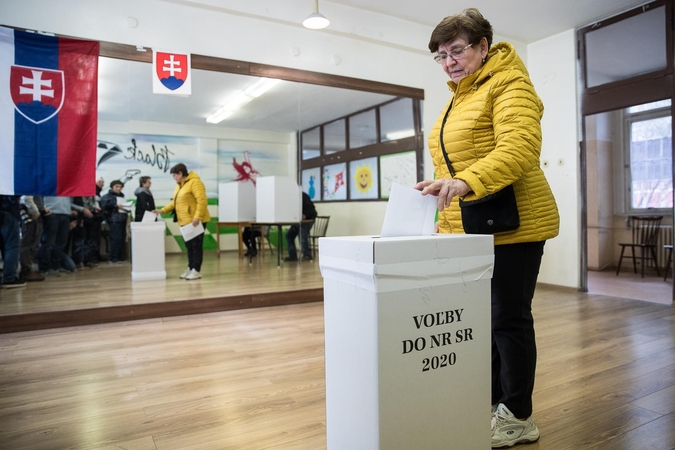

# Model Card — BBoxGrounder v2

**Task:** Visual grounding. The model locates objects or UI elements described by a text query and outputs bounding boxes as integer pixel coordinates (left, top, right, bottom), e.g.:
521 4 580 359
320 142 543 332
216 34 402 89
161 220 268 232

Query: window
624 99 672 212
299 97 423 202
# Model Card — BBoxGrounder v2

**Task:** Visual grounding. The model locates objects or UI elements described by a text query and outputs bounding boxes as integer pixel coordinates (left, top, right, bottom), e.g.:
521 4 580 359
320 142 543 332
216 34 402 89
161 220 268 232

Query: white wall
527 30 579 287
1 0 578 287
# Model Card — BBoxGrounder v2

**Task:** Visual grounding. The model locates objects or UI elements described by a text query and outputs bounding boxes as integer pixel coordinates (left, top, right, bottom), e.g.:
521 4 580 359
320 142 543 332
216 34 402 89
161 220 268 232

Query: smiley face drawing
354 164 374 193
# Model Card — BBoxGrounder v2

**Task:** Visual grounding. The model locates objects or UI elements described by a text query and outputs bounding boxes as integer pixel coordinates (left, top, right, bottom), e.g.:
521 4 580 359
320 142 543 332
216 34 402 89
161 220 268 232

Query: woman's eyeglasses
434 43 472 64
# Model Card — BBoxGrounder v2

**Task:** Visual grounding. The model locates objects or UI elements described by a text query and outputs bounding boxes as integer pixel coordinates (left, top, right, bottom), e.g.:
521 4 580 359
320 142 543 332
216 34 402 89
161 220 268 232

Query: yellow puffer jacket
429 42 559 245
160 171 211 226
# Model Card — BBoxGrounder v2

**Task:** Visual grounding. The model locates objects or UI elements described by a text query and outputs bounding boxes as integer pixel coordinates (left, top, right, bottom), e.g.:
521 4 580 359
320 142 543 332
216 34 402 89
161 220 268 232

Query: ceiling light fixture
303 0 329 30
206 77 281 124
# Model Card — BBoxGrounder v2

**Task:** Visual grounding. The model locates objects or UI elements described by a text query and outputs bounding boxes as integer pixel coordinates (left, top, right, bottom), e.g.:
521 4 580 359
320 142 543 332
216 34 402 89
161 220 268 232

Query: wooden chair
616 215 663 278
254 226 274 257
309 216 330 260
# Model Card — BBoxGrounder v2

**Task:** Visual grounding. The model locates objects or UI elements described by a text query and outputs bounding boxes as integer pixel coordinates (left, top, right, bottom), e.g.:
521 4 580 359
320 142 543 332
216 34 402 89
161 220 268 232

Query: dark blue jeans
491 241 545 419
286 221 313 259
185 226 204 271
109 221 126 263
0 211 21 283
38 214 70 272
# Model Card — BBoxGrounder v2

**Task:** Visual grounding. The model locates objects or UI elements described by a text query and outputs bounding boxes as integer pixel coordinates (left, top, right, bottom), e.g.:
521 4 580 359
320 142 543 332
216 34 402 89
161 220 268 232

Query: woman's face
437 36 488 84
172 172 184 183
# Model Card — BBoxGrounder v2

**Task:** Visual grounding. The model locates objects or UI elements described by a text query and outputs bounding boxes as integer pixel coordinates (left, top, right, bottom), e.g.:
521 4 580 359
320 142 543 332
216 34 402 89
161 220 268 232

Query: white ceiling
99 0 651 132
329 0 650 44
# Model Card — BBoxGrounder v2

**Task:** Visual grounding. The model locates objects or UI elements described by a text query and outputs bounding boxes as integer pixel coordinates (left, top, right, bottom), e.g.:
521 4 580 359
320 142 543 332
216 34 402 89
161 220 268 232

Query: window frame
621 103 673 215
299 97 424 202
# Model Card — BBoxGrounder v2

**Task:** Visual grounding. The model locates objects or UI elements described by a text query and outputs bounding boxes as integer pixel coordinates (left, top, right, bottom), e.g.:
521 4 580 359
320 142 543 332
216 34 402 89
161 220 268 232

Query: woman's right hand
414 178 471 212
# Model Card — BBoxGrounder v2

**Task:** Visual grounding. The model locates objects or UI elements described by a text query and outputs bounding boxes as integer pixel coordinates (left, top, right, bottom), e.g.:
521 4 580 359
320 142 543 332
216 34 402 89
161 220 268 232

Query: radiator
655 225 674 268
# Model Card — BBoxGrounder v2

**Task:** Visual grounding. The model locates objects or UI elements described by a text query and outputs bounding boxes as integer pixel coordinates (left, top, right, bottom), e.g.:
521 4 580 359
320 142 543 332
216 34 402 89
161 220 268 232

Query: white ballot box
130 222 167 281
255 176 301 223
218 181 256 222
319 235 494 450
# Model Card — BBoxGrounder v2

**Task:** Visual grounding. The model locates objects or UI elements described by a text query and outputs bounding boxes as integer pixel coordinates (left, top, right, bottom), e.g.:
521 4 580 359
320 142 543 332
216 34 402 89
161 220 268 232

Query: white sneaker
491 403 539 448
185 268 201 280
179 268 190 279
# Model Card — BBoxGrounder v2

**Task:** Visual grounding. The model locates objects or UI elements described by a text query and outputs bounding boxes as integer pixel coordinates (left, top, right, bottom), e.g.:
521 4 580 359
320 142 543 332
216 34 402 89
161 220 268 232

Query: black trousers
491 241 545 419
186 226 204 272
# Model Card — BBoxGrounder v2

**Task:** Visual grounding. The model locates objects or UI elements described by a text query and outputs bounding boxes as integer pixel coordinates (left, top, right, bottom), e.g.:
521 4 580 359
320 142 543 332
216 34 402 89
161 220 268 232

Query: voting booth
255 176 301 223
319 234 494 450
130 222 166 281
218 181 256 222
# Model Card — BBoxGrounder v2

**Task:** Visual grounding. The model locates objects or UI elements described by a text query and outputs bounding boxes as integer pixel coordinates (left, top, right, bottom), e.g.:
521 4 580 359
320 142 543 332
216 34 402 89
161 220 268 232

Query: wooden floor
0 251 324 333
0 284 673 449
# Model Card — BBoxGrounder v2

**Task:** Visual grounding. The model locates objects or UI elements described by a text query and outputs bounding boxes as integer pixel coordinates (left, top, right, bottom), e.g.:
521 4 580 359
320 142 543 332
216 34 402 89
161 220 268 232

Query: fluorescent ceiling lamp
206 77 280 124
245 78 281 97
303 0 329 29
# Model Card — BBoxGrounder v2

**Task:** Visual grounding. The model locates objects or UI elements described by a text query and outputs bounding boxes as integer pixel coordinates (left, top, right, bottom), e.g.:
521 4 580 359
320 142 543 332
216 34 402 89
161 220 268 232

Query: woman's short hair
428 8 493 53
139 176 151 187
170 163 188 177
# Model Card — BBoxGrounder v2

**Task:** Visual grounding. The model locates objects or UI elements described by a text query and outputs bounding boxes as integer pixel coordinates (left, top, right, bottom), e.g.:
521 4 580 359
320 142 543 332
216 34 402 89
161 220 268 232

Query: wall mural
96 132 287 252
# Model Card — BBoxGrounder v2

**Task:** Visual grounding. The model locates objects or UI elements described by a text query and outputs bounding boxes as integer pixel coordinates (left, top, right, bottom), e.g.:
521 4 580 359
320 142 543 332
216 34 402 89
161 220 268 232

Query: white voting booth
255 176 301 222
130 222 166 280
218 181 256 222
319 234 494 450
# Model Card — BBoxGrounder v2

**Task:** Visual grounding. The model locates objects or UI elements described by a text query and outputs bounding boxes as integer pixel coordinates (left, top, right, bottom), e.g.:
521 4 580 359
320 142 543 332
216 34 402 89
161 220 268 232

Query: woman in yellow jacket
415 9 559 449
155 163 210 280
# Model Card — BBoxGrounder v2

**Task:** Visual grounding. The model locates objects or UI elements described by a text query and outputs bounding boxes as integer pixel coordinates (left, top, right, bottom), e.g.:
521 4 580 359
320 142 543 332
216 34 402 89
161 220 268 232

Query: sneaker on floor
2 279 27 289
283 256 298 262
301 255 312 261
46 270 61 277
491 403 539 448
185 269 202 280
179 268 191 279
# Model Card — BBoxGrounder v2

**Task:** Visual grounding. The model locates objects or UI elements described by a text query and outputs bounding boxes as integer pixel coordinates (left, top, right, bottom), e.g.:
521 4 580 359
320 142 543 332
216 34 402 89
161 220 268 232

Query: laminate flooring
1 285 674 449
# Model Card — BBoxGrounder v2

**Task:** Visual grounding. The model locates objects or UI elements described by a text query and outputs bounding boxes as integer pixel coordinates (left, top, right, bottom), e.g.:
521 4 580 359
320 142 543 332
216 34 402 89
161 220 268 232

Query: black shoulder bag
439 103 520 234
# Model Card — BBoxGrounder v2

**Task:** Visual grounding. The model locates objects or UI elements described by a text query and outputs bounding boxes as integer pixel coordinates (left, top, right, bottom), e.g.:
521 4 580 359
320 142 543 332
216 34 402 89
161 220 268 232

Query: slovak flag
0 26 99 196
153 49 191 95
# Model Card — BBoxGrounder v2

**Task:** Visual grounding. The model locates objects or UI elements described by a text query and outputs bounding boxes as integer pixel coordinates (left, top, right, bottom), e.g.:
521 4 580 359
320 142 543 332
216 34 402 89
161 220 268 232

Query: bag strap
439 100 456 178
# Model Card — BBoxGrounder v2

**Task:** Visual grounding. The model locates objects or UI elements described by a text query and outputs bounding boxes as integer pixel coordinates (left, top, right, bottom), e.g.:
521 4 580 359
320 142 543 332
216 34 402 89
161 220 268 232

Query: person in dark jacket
0 195 26 288
100 180 130 263
284 192 317 262
134 176 156 222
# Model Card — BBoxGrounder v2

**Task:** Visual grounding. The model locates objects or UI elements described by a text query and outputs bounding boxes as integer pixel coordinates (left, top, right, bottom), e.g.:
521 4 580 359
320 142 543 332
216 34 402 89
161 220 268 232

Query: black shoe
250 250 258 257
244 249 252 256
301 255 313 261
2 279 27 289
283 256 298 262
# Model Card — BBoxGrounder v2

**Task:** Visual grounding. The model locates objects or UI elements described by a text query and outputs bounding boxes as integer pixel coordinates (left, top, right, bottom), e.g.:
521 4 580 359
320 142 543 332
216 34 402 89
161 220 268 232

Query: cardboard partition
255 176 301 223
320 235 494 450
218 181 256 222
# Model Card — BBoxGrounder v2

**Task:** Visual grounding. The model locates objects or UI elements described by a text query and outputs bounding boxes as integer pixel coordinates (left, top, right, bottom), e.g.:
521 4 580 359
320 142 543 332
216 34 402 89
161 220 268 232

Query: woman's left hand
414 178 471 212
192 218 200 227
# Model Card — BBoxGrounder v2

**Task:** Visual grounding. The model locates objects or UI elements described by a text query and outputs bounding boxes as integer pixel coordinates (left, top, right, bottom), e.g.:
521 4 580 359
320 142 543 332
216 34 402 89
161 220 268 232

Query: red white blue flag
153 49 191 95
0 26 99 196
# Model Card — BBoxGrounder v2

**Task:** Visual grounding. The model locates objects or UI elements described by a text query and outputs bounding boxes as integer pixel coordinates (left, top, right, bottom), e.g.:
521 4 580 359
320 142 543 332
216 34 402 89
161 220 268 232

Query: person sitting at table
284 192 317 262
242 226 261 257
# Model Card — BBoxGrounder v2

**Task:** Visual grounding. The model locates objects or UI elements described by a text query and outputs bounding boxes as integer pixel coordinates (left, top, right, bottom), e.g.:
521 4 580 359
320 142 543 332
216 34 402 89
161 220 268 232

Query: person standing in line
415 9 559 448
39 196 93 276
154 163 210 280
134 176 156 222
100 180 130 264
19 196 45 281
0 195 26 288
284 192 317 262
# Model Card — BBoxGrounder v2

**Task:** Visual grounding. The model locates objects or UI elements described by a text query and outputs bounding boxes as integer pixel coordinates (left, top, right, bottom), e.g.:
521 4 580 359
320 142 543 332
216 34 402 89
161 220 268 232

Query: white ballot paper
116 197 133 211
142 210 157 222
380 182 438 237
180 222 205 242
